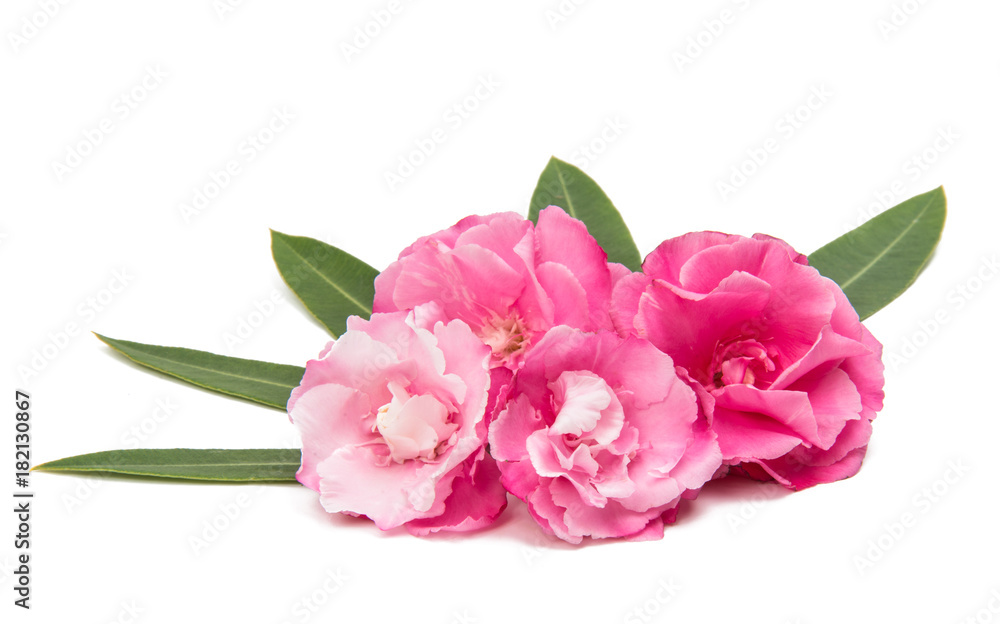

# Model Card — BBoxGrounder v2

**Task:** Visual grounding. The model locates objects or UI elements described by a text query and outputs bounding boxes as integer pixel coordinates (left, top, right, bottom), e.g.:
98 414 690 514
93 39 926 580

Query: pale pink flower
488 326 722 543
612 232 885 490
288 312 507 534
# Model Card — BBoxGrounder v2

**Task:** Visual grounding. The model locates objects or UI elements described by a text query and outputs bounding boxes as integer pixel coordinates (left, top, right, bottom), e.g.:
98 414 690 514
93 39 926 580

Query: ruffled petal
406 450 508 535
291 383 373 492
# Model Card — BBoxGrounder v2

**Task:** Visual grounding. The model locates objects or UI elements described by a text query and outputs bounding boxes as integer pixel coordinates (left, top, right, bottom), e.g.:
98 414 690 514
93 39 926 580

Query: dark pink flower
373 207 618 372
611 232 885 490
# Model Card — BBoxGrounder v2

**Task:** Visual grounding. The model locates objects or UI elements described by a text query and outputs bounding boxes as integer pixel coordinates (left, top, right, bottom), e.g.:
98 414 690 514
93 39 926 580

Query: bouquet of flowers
36 157 946 544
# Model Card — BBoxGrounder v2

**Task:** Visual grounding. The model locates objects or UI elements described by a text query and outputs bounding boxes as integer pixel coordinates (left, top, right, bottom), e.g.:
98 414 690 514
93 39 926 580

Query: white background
3 1 999 622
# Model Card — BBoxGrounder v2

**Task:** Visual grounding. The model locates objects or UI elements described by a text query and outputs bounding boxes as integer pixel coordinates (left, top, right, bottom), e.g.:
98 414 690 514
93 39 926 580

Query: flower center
374 382 458 463
522 371 635 508
707 337 777 390
479 314 530 367
548 371 627 448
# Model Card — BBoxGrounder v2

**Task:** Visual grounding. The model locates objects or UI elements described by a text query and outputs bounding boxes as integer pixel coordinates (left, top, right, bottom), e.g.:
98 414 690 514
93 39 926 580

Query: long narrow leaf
809 186 947 320
96 334 303 410
34 448 301 482
529 156 642 271
271 230 379 337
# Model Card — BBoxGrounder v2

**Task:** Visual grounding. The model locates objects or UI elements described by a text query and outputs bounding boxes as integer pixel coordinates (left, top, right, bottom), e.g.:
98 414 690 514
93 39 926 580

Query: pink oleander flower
287 311 507 535
373 207 623 374
611 232 885 490
488 326 722 543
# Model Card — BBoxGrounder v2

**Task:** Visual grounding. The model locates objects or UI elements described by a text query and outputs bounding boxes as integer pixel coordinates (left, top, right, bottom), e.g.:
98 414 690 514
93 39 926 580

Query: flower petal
405 450 508 535
291 383 373 492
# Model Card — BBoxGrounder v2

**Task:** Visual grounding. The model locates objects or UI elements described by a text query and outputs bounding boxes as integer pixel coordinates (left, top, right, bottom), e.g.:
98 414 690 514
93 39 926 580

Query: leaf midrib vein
553 161 578 218
838 194 935 290
123 348 297 390
50 461 298 469
280 238 373 315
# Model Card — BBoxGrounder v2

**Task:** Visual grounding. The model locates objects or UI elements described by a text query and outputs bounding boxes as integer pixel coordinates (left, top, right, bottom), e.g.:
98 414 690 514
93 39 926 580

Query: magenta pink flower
287 312 507 535
611 232 885 490
373 207 620 372
488 326 722 543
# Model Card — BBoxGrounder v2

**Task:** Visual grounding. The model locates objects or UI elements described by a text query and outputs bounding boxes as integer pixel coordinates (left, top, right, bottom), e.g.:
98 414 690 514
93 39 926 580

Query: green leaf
96 334 304 410
529 156 642 271
33 448 300 482
271 230 380 337
809 186 947 320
